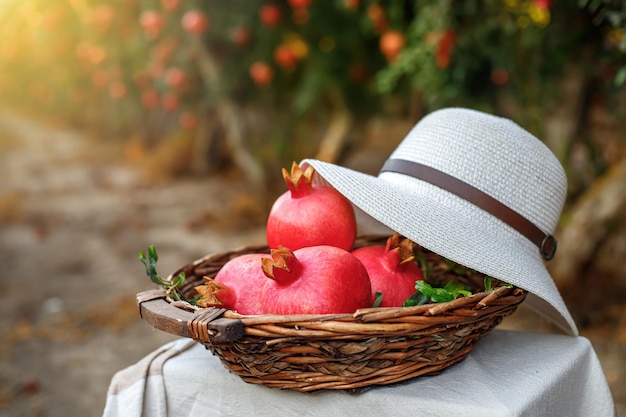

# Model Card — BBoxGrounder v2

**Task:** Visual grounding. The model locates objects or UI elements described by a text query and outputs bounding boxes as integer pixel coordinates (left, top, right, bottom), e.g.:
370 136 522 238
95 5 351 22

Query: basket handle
136 289 244 343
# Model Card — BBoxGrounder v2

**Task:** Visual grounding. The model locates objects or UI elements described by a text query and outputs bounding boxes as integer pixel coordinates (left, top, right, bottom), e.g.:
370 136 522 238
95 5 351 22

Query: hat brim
301 158 578 336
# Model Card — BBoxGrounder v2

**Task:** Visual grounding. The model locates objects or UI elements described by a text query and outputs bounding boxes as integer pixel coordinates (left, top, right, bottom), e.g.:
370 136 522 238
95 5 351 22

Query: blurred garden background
0 0 625 415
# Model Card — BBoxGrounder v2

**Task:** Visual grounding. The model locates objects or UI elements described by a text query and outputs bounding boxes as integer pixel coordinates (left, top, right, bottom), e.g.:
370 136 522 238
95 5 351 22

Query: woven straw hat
302 107 577 335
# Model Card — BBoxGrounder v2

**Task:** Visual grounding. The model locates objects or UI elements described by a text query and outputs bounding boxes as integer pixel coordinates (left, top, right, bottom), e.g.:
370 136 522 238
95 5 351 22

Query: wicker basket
137 236 527 392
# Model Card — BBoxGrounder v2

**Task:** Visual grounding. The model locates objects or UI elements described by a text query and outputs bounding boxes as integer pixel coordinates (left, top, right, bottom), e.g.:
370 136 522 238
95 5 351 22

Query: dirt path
0 110 623 416
0 110 266 417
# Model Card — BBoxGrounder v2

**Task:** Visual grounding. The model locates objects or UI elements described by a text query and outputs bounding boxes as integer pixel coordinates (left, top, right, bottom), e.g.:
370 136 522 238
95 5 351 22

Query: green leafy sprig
403 281 473 306
138 245 192 303
415 280 473 303
404 251 473 306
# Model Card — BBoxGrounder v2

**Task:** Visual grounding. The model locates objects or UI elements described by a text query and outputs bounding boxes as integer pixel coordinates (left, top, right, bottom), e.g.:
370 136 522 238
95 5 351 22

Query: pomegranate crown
261 245 302 284
195 277 228 308
385 233 416 266
282 162 315 197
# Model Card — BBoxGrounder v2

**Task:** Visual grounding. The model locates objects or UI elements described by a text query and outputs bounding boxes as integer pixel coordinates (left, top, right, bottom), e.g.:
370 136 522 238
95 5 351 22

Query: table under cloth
102 329 615 417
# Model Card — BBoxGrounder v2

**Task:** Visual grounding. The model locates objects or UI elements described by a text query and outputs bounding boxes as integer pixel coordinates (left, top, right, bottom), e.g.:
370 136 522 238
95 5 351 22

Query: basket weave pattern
139 236 527 392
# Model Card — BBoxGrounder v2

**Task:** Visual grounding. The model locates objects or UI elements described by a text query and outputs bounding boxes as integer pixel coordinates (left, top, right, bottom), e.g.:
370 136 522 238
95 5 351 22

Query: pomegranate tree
266 163 356 251
352 234 424 307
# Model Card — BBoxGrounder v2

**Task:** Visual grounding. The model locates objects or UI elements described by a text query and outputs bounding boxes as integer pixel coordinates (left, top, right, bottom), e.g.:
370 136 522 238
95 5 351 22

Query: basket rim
137 284 527 344
138 235 527 345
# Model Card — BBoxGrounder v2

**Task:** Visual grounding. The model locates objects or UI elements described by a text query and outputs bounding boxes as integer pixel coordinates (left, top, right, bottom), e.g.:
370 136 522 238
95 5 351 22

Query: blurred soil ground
0 110 623 417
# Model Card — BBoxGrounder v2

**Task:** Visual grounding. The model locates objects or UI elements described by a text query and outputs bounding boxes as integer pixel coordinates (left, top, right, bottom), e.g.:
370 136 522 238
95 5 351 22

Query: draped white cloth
103 330 615 417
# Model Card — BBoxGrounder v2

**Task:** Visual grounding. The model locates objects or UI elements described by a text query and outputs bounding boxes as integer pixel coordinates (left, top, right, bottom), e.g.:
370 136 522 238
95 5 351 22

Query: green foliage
0 0 624 165
580 0 626 85
138 245 194 303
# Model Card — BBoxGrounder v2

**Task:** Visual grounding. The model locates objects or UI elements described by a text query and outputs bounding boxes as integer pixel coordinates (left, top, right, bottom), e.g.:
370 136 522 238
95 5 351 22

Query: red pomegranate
266 163 357 251
288 0 313 9
182 10 209 35
352 234 424 307
259 245 372 314
139 10 164 38
259 4 282 28
231 26 251 47
201 253 268 315
249 61 274 87
196 245 372 315
164 67 186 89
161 0 180 11
274 44 298 70
380 30 405 62
141 90 159 109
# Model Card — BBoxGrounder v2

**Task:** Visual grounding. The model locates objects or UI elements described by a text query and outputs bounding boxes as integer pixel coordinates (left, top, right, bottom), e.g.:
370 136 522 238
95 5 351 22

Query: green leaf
139 247 163 286
413 280 472 304
443 281 472 298
414 281 455 303
148 245 158 262
372 292 384 308
173 273 186 288
138 246 192 303
403 291 431 307
484 276 493 292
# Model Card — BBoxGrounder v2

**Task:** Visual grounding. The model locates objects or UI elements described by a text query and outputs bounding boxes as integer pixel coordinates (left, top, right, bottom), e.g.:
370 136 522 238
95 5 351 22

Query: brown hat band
380 158 557 260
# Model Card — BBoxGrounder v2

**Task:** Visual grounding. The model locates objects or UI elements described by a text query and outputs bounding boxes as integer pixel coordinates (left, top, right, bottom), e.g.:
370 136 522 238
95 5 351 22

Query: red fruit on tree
164 67 186 89
182 10 209 35
231 26 251 47
259 245 372 314
490 68 509 86
92 5 115 32
274 44 298 70
161 0 180 11
266 163 357 251
379 30 405 62
259 4 282 28
288 0 313 9
366 4 388 33
344 0 360 10
352 234 424 307
249 61 274 87
436 29 456 69
139 10 164 38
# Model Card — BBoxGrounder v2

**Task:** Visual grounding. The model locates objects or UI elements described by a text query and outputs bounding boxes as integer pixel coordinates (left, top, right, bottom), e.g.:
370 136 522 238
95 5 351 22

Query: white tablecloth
103 330 615 417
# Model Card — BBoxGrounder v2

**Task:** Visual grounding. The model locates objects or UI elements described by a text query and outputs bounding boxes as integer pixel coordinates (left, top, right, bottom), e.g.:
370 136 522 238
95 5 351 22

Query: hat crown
388 108 567 235
302 107 577 334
